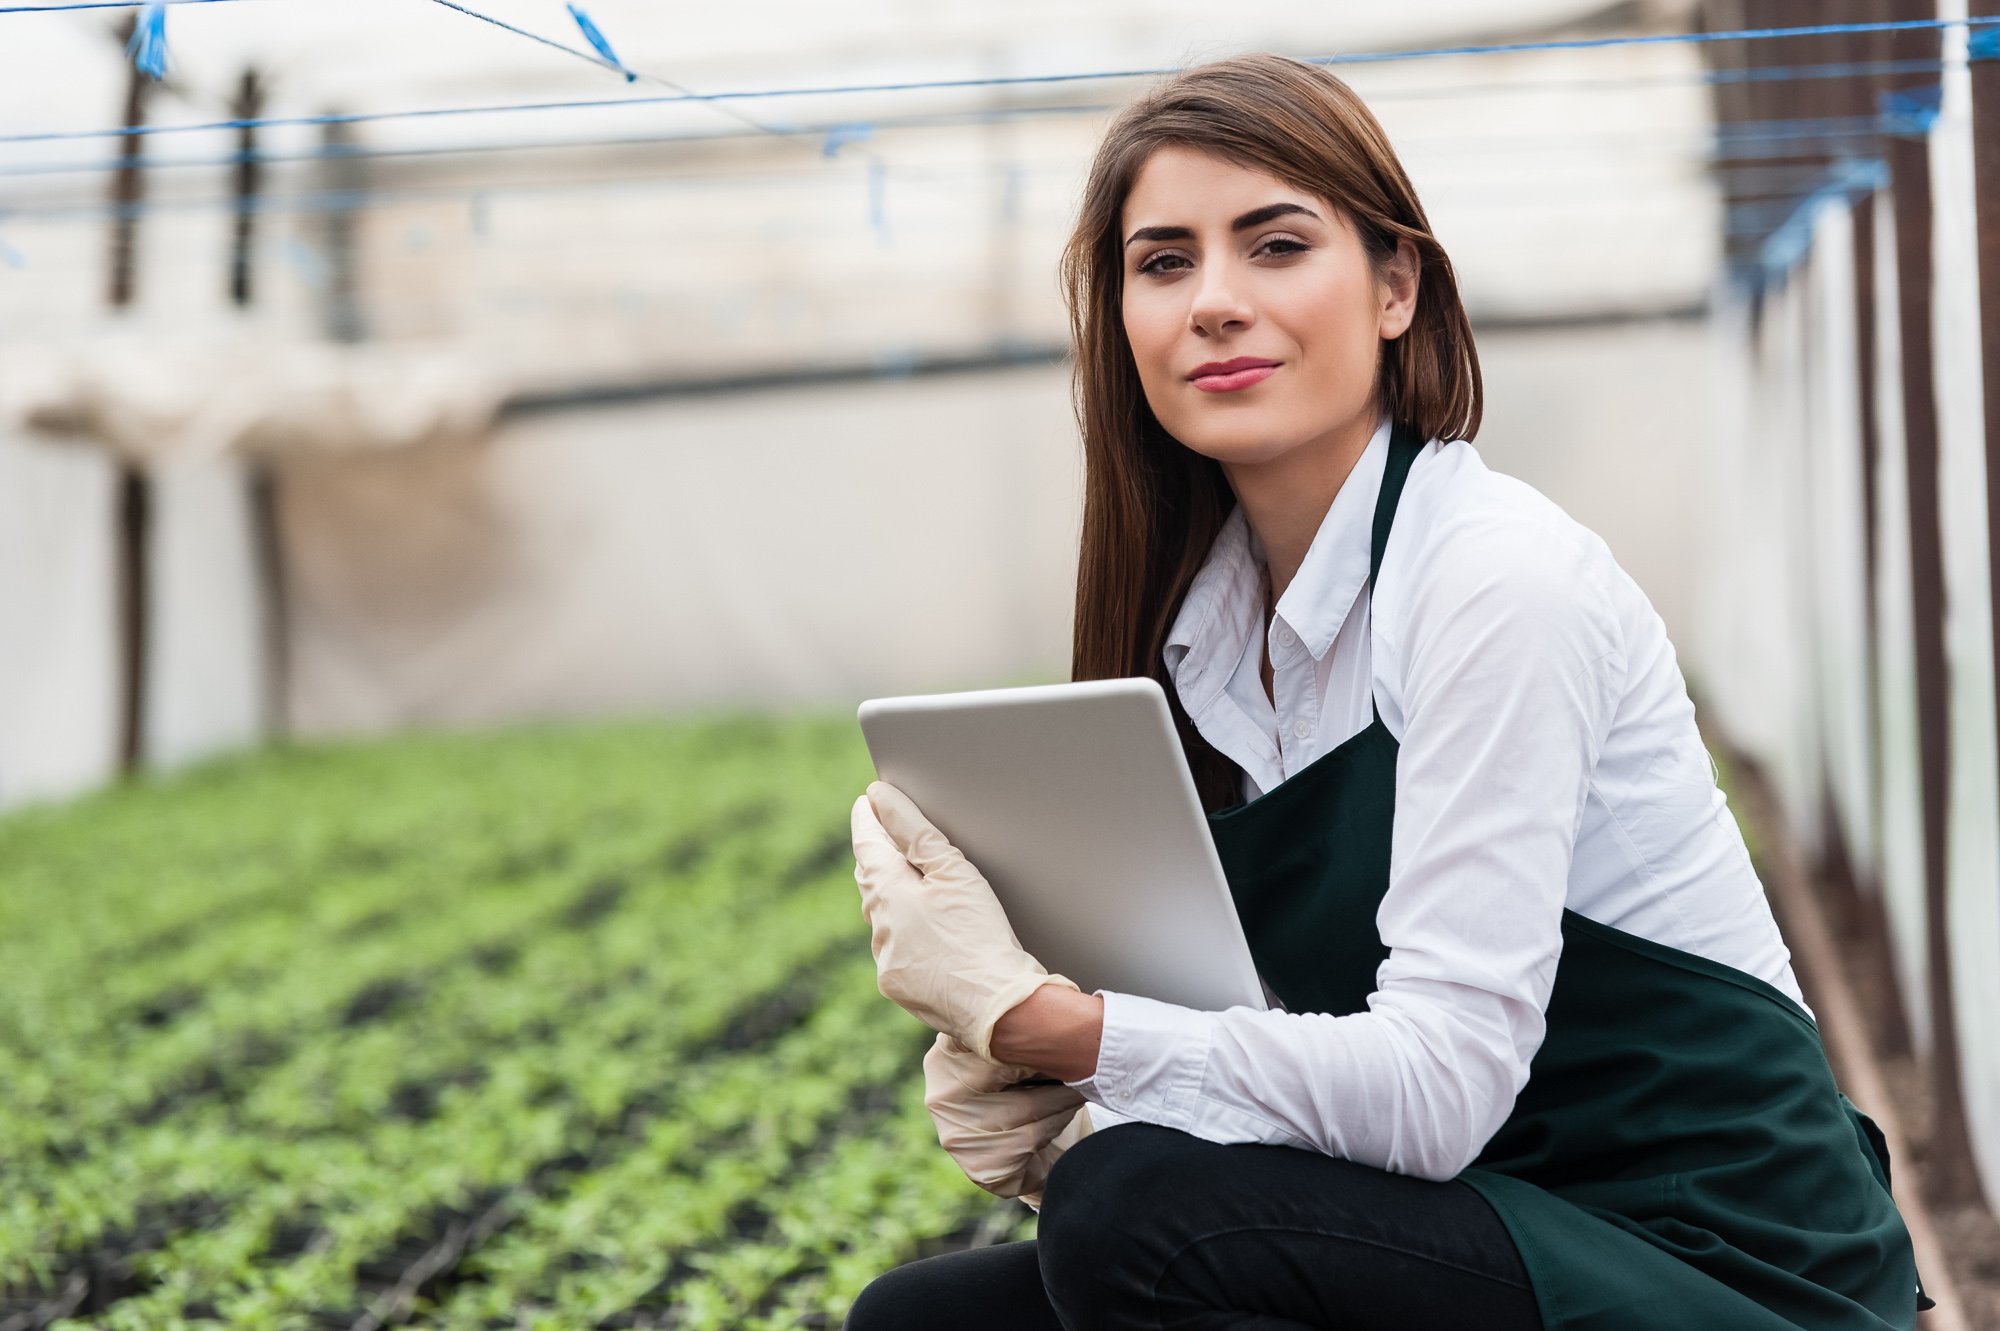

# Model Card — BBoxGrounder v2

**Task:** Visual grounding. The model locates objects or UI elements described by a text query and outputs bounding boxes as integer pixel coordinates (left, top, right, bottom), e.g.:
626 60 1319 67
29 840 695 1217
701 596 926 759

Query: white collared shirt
1065 413 1810 1182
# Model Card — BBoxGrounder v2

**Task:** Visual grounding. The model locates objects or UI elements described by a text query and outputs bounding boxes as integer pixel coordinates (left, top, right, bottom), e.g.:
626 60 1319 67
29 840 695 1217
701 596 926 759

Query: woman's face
1118 145 1416 467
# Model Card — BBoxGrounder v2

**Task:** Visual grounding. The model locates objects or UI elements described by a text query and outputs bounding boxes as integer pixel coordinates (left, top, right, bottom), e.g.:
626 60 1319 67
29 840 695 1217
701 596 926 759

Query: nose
1187 256 1254 338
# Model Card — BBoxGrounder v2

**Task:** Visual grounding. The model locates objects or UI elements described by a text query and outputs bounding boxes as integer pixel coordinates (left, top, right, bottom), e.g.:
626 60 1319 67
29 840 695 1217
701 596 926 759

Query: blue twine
0 112 1913 224
0 106 1099 178
1969 27 2000 61
1 0 239 10
0 74 1949 170
1386 56 1955 105
126 0 167 80
565 3 633 83
0 142 1900 231
0 79 1862 150
7 0 1993 55
1307 17 1997 66
7 20 1997 149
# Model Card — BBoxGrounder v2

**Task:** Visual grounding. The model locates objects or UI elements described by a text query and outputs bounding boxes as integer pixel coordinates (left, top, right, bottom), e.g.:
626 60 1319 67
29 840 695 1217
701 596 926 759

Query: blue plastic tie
1756 157 1887 276
565 4 634 82
126 0 167 80
1880 84 1943 136
1970 27 2000 61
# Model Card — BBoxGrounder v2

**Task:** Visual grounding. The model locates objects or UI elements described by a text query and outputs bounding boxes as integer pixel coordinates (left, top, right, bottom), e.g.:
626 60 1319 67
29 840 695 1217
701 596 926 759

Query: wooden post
1972 0 2000 971
105 16 147 311
107 15 150 777
113 470 148 776
1697 0 1751 276
1962 0 2000 1211
229 69 264 308
1825 0 1920 1066
319 115 366 344
1878 0 1981 1207
228 67 290 743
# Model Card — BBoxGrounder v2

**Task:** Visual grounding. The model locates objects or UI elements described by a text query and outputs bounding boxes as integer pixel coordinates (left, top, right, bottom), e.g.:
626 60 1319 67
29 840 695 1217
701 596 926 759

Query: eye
1135 250 1192 276
1255 236 1310 258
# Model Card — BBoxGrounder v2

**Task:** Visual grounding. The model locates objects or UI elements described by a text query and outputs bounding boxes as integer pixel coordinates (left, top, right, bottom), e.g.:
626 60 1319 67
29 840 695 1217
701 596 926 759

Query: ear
1377 237 1420 341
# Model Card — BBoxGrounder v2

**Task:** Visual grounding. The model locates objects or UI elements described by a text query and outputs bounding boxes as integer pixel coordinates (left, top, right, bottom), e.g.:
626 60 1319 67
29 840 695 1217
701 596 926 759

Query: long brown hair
1063 52 1484 814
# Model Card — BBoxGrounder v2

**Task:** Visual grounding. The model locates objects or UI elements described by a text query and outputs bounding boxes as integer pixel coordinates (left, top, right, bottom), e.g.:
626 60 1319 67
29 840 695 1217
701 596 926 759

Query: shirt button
1275 626 1296 649
1292 719 1312 740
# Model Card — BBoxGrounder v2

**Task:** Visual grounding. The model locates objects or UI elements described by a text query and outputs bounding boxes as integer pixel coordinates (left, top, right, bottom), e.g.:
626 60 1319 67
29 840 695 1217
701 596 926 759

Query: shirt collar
1270 411 1394 662
1162 503 1264 712
1163 411 1394 699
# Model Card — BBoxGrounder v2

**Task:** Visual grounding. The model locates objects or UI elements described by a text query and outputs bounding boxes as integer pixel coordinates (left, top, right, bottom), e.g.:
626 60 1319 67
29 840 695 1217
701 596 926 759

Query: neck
1225 405 1381 608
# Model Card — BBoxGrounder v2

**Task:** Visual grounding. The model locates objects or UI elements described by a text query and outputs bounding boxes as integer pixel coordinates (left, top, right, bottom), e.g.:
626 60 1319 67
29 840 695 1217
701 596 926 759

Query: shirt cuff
1061 989 1216 1132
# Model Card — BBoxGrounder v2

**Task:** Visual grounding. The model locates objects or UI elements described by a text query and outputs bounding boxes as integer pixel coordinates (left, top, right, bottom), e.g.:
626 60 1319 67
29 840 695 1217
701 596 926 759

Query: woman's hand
923 1031 1094 1210
850 779 1080 1063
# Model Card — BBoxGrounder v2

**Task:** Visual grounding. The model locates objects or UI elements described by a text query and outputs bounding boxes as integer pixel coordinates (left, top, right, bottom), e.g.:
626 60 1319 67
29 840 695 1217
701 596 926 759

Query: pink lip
1190 361 1279 393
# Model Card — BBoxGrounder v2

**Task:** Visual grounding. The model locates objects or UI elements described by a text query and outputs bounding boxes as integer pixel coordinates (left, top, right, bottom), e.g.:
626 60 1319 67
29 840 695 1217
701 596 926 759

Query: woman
845 52 1929 1331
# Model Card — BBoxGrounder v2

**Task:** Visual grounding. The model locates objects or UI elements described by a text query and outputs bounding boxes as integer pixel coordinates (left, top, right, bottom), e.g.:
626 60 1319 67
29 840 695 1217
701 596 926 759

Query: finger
867 780 967 878
851 797 922 903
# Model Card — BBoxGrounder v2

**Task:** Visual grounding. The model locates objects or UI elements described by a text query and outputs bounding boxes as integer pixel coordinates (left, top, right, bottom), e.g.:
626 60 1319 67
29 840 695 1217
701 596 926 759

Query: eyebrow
1123 201 1322 248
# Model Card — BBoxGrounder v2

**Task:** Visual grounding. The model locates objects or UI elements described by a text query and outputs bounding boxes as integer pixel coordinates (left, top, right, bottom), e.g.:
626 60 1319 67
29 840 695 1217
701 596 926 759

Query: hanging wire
1 15 1996 149
0 10 1974 274
1317 16 1998 64
0 158 1757 235
421 0 628 76
1382 56 1956 102
415 0 852 166
0 50 1981 183
0 105 1105 179
0 0 249 11
0 110 1914 228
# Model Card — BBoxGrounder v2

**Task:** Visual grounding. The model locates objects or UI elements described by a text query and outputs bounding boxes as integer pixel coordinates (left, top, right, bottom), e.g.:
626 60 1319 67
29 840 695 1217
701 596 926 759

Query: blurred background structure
2 0 1998 1325
1 0 1734 774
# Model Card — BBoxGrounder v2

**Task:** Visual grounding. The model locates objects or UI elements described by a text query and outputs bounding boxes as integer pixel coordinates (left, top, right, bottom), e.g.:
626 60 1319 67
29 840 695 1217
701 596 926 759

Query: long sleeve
1068 516 1624 1181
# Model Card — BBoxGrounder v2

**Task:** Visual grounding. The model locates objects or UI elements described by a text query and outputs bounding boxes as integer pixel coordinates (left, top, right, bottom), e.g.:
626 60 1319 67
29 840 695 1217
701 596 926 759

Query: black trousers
844 1122 1544 1330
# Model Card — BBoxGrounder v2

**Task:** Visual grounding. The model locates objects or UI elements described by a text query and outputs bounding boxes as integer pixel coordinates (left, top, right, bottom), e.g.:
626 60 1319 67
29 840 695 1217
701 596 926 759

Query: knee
841 1261 924 1331
1037 1123 1195 1315
1041 1121 1192 1229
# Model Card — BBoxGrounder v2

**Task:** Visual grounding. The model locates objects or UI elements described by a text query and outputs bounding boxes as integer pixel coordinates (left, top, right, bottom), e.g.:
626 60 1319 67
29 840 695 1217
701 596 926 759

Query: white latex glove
851 779 1080 1063
923 1030 1096 1210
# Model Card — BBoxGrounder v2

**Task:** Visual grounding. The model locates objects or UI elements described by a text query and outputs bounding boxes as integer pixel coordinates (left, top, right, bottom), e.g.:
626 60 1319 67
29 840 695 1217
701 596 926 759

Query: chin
1171 424 1304 466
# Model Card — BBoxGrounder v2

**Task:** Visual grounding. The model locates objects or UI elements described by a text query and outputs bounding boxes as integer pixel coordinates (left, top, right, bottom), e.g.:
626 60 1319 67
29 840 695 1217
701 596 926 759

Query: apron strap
1367 420 1424 592
1365 420 1425 724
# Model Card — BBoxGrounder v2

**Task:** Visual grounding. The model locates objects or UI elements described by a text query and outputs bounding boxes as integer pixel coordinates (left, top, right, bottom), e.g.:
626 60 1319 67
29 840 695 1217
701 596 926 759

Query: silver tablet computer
857 676 1269 1013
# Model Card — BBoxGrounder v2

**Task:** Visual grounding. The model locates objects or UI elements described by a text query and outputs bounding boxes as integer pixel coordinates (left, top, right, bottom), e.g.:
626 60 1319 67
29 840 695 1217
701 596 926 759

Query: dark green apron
1204 420 1931 1330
